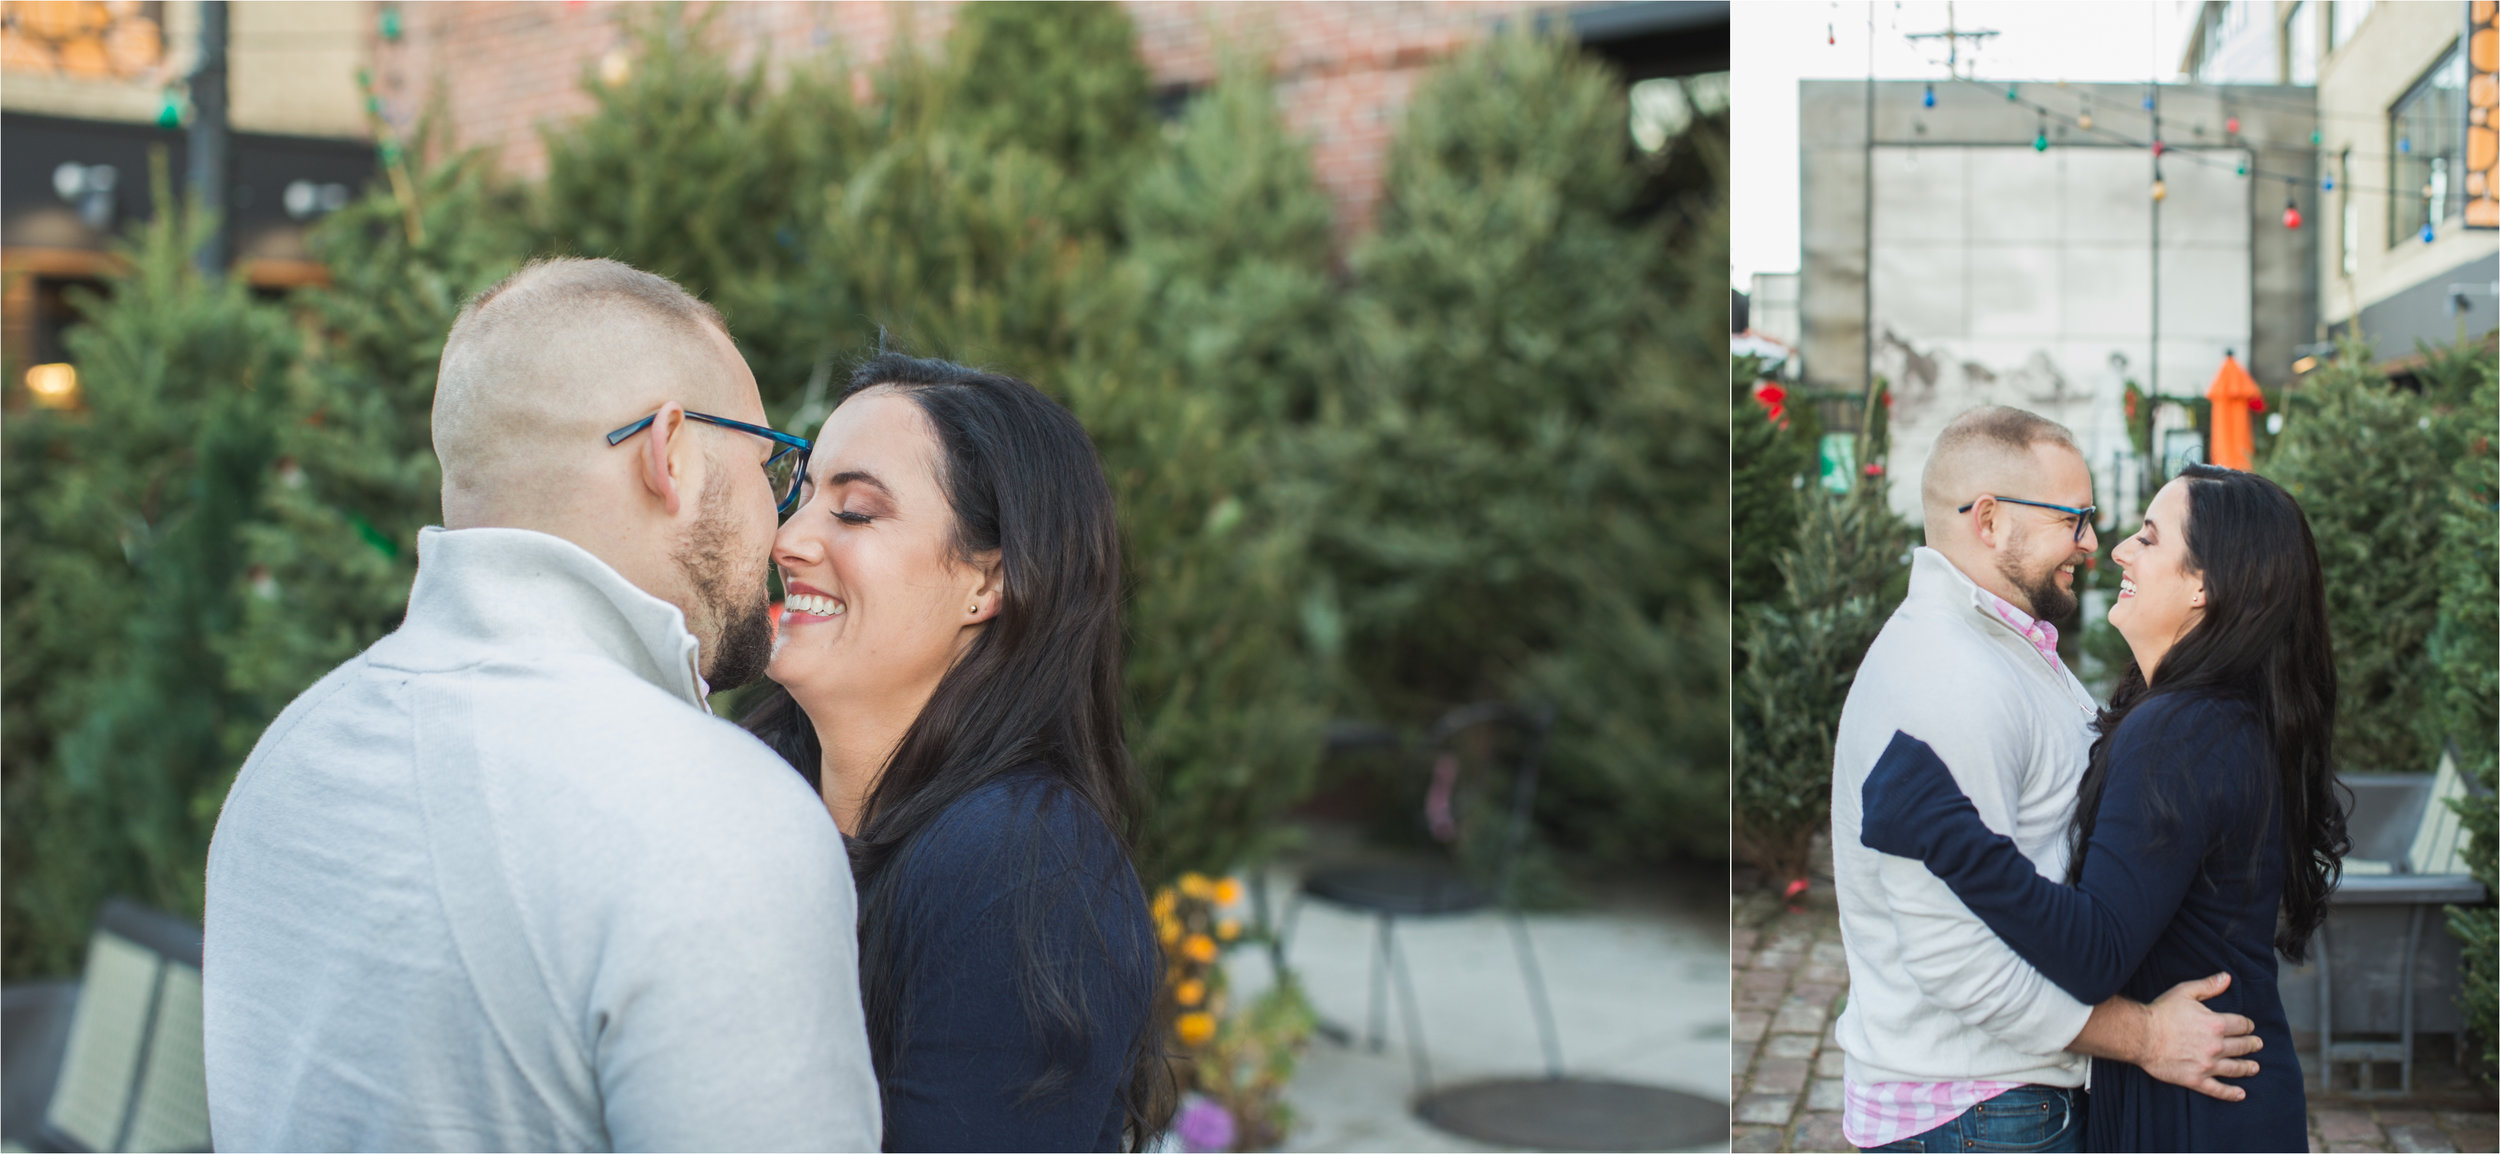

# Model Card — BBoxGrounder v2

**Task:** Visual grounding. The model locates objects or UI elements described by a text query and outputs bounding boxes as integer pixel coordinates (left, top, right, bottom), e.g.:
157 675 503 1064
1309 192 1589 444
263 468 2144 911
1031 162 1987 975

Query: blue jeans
1859 1085 2085 1152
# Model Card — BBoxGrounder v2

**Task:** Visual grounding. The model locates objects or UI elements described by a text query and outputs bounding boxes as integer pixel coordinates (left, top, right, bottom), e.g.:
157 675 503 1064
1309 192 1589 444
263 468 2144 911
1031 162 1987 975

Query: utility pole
1903 1 1999 80
189 0 229 276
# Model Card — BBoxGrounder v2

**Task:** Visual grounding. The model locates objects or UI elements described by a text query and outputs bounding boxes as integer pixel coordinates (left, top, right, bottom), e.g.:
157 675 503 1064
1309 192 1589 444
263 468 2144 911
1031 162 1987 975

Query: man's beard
1999 529 2080 624
674 474 775 692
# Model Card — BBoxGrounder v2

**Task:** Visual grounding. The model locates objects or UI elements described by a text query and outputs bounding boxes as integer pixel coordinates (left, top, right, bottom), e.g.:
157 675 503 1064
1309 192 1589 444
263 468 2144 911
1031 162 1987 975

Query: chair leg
1506 910 1566 1079
1367 914 1390 1053
1384 917 1433 1091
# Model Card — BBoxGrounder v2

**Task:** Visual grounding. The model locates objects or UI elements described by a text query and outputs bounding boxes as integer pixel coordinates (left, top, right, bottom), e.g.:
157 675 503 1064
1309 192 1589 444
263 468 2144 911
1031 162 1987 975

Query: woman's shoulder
2110 691 2269 796
904 767 1137 896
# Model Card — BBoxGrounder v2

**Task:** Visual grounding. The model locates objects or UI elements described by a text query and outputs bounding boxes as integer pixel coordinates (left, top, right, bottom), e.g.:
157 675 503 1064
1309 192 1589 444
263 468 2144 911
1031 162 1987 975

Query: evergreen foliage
1 188 301 976
2428 355 2497 1085
1325 29 1727 862
941 1 1155 238
536 5 869 396
1730 385 1910 882
1067 61 1339 876
1730 377 1804 625
225 134 529 715
2266 344 2454 774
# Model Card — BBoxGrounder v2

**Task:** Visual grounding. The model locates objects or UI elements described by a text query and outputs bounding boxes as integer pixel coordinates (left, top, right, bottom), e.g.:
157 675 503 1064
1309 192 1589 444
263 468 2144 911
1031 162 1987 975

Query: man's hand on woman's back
2068 971 2262 1102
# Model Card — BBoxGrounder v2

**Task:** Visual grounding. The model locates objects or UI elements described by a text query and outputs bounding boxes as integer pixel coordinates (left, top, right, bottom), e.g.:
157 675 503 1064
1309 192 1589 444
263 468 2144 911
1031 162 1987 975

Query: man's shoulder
1846 608 2035 733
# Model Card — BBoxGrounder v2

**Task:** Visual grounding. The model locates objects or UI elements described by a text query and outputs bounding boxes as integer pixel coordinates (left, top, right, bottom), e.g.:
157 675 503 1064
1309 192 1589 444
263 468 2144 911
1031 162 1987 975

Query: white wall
1869 144 2252 526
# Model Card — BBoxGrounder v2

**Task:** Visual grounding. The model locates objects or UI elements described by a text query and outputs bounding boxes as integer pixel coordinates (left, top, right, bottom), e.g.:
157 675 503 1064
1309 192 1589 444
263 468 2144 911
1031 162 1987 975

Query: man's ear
963 549 1005 625
639 402 689 517
1969 496 2001 549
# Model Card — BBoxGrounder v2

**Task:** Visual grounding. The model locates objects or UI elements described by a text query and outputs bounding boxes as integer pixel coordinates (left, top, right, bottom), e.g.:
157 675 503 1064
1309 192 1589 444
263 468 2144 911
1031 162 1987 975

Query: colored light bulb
1924 84 1935 108
2283 201 2302 229
2152 179 2168 201
2225 116 2240 134
2078 111 2093 130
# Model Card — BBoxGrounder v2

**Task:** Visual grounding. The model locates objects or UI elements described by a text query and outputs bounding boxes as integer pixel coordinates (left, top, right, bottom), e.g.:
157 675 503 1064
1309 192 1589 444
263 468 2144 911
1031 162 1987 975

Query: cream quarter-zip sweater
205 527 879 1152
1830 546 2098 1087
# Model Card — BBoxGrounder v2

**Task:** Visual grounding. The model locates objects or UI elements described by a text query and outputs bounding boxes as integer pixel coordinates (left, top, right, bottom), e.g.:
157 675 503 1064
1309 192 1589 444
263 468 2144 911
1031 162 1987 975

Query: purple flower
1176 1095 1236 1153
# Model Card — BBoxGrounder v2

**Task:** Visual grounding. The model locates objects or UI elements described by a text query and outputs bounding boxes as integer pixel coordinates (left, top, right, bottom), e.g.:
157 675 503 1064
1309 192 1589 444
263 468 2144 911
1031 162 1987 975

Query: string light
2421 221 2436 243
2398 136 2411 154
2323 174 2335 191
2006 84 2020 101
2077 108 2092 130
2034 120 2050 152
2283 198 2302 229
1828 22 1836 45
1923 83 1935 108
2225 115 2240 134
2152 178 2168 201
2151 140 2166 157
2237 160 2249 176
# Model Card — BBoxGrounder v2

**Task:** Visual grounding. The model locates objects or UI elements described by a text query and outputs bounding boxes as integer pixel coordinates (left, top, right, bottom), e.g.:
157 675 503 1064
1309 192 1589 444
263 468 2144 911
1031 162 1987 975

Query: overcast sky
1732 2 2204 290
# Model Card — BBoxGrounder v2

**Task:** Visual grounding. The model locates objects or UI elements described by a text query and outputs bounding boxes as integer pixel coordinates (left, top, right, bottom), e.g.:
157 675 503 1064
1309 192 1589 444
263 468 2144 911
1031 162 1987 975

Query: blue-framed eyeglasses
606 410 814 515
1957 495 2098 542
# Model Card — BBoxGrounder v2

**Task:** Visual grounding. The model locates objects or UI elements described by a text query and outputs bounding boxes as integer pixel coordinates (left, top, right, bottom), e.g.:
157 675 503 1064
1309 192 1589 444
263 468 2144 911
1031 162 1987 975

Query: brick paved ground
1730 838 2498 1153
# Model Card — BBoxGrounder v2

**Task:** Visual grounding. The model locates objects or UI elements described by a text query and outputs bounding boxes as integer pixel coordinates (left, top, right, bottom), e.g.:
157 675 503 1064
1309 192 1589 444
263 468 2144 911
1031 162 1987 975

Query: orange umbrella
2205 352 2264 470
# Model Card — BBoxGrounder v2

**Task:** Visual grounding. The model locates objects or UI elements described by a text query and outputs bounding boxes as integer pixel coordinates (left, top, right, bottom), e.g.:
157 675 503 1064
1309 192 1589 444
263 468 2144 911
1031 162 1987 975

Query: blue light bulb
1923 84 1935 108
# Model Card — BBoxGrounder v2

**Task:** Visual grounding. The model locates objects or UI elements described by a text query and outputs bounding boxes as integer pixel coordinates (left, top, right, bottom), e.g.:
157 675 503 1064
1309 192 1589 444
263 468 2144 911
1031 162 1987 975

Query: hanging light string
1925 74 2436 200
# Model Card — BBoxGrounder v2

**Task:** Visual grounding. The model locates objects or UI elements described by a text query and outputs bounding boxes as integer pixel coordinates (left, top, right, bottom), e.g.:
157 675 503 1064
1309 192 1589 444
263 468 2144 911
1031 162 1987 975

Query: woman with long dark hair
742 354 1174 1151
1860 463 2348 1151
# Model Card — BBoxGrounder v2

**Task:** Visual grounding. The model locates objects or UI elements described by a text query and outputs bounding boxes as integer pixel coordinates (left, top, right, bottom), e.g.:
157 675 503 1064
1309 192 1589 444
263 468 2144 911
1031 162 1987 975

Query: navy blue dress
866 769 1156 1152
1860 693 2306 1153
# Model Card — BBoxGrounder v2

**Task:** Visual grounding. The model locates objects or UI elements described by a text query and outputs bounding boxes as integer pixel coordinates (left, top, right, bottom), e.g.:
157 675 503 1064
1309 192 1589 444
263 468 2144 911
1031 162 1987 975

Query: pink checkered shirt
1840 589 2065 1148
1979 587 2065 673
1841 1078 2026 1148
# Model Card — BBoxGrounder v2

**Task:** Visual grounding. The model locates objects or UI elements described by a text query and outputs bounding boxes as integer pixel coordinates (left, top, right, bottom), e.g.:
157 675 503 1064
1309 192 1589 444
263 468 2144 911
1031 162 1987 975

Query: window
2389 43 2466 247
2286 3 2316 86
2327 0 2372 54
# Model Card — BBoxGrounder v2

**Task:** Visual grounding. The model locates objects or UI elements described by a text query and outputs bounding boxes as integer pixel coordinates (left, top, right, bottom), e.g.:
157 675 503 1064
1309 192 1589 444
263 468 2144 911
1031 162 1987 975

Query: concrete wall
1800 78 2317 524
2316 0 2495 350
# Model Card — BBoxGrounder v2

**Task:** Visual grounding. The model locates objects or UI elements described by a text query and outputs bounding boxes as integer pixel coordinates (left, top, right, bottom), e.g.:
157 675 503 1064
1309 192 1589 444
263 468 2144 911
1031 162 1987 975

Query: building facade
1796 77 2318 524
2 0 380 400
2178 0 2497 368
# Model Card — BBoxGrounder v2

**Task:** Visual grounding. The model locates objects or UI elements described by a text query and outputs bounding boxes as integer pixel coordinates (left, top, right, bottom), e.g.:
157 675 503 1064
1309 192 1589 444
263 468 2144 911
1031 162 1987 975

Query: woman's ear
964 549 1005 624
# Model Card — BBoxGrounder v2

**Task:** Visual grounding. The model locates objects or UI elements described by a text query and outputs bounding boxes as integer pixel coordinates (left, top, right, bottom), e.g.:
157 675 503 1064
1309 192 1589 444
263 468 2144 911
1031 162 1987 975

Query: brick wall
368 1 1548 236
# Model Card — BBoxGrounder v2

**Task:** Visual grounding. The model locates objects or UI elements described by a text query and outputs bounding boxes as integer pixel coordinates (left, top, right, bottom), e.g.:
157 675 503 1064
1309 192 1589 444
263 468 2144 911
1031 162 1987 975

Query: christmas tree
1063 56 1340 877
2428 353 2497 1084
2266 342 2457 774
940 1 1154 239
1325 29 1726 863
1730 384 1910 883
223 125 530 726
2 180 301 976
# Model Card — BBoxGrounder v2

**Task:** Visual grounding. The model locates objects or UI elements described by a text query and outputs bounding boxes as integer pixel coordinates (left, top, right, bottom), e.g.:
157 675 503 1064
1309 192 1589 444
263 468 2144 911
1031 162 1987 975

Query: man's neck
1931 542 2034 617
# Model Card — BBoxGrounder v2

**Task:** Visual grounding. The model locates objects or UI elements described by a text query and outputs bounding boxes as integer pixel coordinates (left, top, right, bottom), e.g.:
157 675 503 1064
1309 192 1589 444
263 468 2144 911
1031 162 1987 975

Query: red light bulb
2225 116 2240 134
2283 201 2303 230
2151 140 2166 157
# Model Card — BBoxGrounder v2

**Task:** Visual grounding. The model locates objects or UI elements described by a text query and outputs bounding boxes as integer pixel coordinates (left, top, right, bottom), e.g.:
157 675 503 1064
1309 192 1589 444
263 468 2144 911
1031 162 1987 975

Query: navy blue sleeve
1859 698 2247 1005
879 779 1154 1153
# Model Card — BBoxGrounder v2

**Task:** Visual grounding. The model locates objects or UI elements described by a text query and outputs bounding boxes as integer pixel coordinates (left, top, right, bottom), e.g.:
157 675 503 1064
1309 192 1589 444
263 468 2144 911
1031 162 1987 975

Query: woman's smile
781 580 847 620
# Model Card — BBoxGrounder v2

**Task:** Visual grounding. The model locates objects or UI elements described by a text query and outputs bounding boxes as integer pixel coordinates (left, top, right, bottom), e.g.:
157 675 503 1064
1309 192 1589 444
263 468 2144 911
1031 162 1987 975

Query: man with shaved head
1828 406 2259 1151
204 258 879 1151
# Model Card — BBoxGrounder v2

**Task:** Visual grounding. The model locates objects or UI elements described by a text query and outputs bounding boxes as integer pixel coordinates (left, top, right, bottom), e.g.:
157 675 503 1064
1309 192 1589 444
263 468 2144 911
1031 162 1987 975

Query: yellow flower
1151 889 1177 921
1175 978 1206 1007
1175 1011 1216 1047
1182 933 1218 963
1178 872 1214 900
1213 877 1244 907
1215 918 1242 941
1158 915 1183 947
